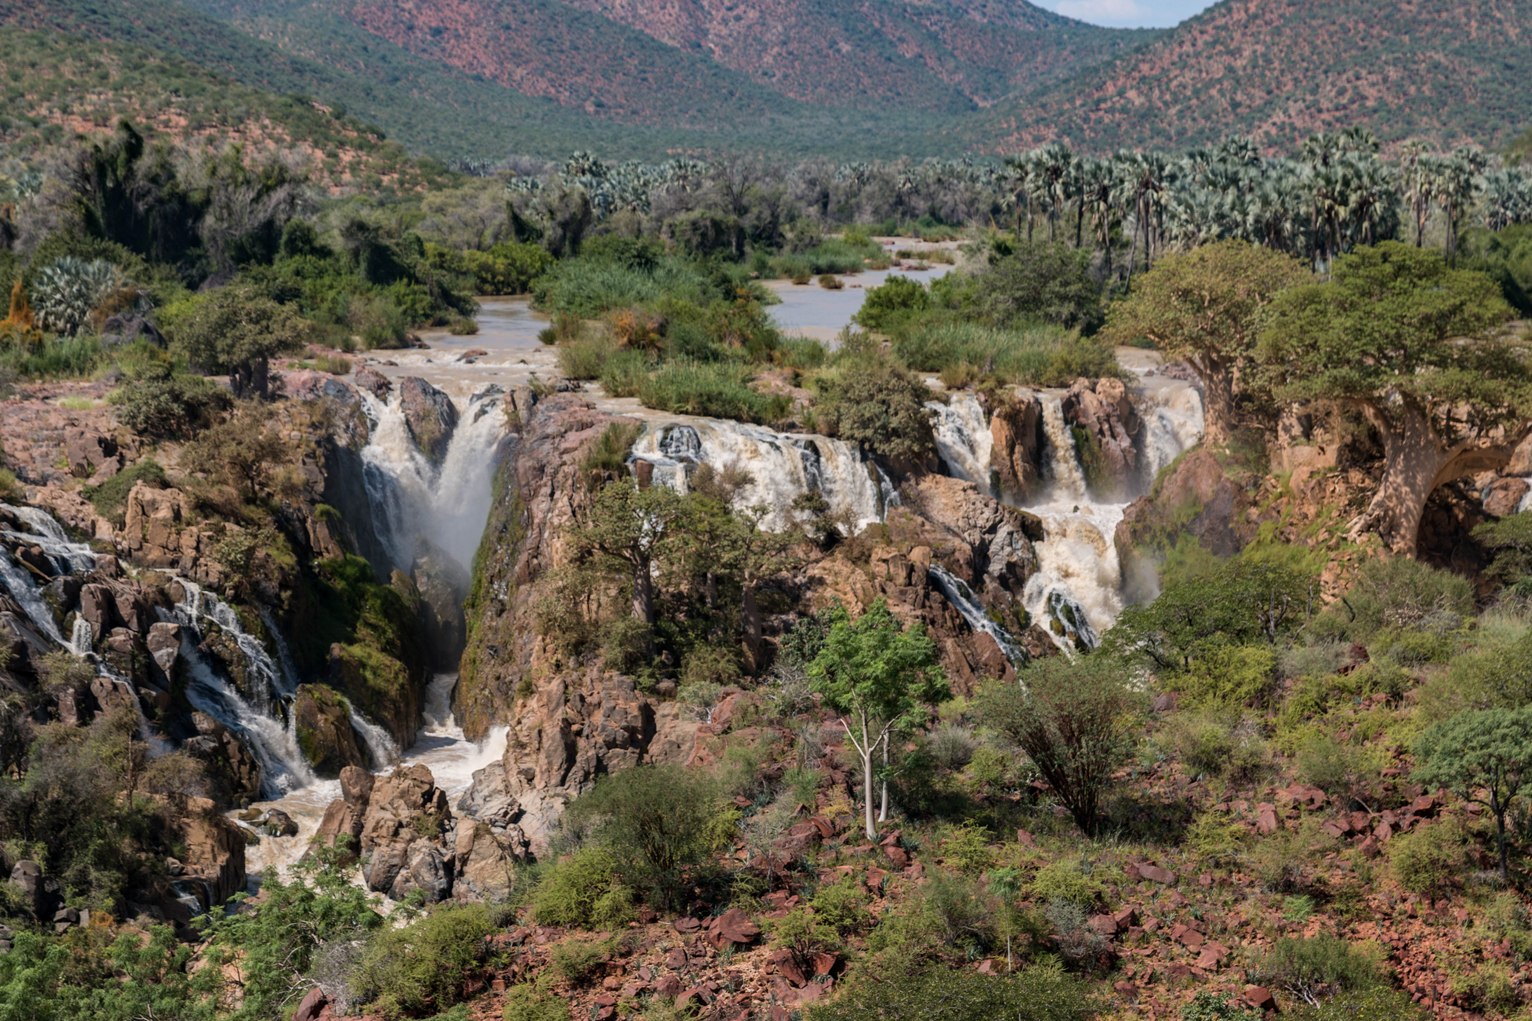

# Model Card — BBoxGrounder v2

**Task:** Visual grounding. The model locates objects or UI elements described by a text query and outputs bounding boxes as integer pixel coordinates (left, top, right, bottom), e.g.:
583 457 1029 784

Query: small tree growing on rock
806 600 948 840
1414 705 1532 880
164 285 309 399
1256 242 1525 554
1101 239 1310 443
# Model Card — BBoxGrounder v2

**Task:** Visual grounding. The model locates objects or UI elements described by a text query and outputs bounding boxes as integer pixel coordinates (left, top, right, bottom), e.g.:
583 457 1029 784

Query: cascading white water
928 393 995 496
1 504 97 574
348 708 401 770
629 419 885 533
409 673 509 799
168 580 316 796
69 616 93 657
173 579 284 715
927 565 1027 665
0 549 65 644
1018 394 1129 652
0 505 99 645
360 388 509 573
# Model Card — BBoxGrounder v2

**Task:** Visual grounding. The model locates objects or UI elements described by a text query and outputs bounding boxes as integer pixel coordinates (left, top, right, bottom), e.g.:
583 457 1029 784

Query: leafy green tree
350 904 494 1018
981 655 1143 836
198 845 380 1016
807 601 948 840
112 364 231 440
163 286 309 398
1256 243 1524 553
1475 510 1532 592
1101 240 1310 442
565 764 726 912
1108 542 1316 672
813 363 936 473
1414 706 1532 879
963 240 1104 333
570 478 691 632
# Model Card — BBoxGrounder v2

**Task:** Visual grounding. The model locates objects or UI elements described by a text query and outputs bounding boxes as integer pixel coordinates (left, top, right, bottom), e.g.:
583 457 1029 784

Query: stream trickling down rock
0 271 1204 889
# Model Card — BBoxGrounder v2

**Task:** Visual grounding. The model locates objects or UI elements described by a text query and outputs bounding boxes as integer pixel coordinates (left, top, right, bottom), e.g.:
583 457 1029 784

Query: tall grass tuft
636 361 789 425
890 318 1120 387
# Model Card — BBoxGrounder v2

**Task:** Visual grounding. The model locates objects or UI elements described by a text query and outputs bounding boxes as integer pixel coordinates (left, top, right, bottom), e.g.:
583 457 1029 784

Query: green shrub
351 904 495 1019
769 906 841 967
580 422 642 477
530 846 636 929
810 877 873 936
547 935 617 986
1257 935 1385 1005
112 367 231 439
566 764 727 912
1030 859 1108 910
1181 993 1261 1021
1293 730 1386 807
807 964 1096 1021
502 985 570 1021
1285 988 1427 1021
1184 809 1247 868
556 334 617 380
856 276 930 331
85 458 167 525
1174 644 1278 710
1387 820 1466 895
812 362 934 468
890 318 1117 387
934 821 995 875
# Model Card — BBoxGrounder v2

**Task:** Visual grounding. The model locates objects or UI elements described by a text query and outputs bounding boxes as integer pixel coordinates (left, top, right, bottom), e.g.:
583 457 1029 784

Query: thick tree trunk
741 583 763 671
1356 401 1513 555
632 560 655 625
1189 357 1235 445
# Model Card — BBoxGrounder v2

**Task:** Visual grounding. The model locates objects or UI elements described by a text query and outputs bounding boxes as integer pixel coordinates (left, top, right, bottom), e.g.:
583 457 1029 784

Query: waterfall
1 504 97 574
0 506 98 645
178 644 315 796
406 673 508 799
69 616 93 657
0 548 65 644
168 578 316 796
173 579 283 715
629 418 886 533
927 565 1027 665
359 387 509 574
348 707 400 770
928 393 994 496
1017 394 1128 652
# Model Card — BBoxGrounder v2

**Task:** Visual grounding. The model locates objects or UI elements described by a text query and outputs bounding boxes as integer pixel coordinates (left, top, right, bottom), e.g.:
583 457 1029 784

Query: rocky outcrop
293 684 367 777
182 712 264 805
398 376 458 465
358 764 454 901
455 392 616 738
990 391 1045 502
313 765 374 857
806 475 1052 689
1062 377 1142 497
412 543 469 671
471 665 700 855
309 763 520 902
